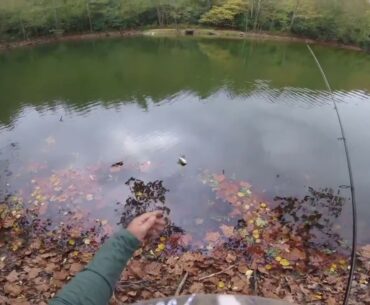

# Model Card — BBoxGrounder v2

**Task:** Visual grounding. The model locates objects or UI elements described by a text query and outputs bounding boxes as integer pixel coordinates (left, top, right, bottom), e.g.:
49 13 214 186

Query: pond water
0 37 369 250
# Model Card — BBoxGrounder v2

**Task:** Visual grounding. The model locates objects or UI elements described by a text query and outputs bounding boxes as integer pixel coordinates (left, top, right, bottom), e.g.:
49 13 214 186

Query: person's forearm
50 228 140 305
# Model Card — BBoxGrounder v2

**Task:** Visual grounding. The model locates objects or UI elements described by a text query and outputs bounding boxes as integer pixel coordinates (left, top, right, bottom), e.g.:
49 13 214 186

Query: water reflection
119 178 169 227
274 188 347 250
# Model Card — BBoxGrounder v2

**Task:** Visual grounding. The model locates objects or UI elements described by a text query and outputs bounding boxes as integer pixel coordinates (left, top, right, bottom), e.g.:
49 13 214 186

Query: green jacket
50 229 140 305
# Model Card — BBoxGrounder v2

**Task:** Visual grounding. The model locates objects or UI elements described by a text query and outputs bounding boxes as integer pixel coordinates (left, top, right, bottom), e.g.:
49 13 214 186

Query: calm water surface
0 37 369 246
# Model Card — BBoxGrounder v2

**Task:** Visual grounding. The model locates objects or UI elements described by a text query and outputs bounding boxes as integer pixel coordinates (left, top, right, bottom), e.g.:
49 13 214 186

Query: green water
0 37 370 245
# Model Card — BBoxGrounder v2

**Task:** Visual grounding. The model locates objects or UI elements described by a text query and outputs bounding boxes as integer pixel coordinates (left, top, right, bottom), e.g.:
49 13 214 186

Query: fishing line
306 44 357 305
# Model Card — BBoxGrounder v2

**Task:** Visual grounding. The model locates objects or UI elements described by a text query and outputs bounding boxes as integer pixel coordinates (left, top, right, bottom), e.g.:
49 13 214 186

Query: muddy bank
144 28 364 52
0 30 141 52
0 28 364 53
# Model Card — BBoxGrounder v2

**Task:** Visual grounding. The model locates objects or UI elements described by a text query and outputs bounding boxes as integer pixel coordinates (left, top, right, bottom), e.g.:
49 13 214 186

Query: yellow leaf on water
280 259 290 266
68 239 75 246
275 256 282 262
252 229 260 239
329 263 337 272
265 264 272 270
238 228 248 238
218 281 225 289
256 217 267 227
260 202 267 208
155 243 166 252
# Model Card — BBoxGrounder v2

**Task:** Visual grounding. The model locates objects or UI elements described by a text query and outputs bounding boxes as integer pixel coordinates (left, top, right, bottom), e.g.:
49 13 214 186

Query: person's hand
126 211 166 242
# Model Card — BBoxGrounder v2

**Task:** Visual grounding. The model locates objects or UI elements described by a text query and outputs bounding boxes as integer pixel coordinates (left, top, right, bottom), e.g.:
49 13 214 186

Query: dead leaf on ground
144 262 162 276
45 262 57 273
327 296 336 305
140 290 152 299
70 263 83 274
286 248 307 261
128 260 145 278
189 282 204 293
5 270 19 282
119 295 129 303
359 245 370 259
28 268 42 279
231 275 247 292
226 253 237 263
4 283 22 296
53 270 68 280
153 291 166 299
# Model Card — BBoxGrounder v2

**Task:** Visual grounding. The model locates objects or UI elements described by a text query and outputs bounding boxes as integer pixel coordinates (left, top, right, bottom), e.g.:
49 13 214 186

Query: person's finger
136 211 163 224
141 215 157 233
154 218 166 226
147 228 162 239
151 224 165 233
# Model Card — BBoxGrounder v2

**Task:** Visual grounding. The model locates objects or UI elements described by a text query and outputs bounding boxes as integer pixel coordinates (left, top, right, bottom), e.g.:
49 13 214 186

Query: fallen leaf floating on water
220 224 234 238
205 231 221 243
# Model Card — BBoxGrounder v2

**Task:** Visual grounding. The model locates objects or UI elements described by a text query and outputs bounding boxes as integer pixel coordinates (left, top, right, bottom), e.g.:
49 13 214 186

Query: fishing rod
306 44 357 305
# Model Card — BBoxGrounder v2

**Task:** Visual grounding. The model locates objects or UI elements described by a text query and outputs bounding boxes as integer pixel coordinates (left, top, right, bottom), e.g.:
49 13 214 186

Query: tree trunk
86 0 93 32
175 12 179 33
52 0 59 30
250 0 254 20
253 0 261 31
245 12 248 33
19 17 27 40
156 7 163 26
290 0 300 30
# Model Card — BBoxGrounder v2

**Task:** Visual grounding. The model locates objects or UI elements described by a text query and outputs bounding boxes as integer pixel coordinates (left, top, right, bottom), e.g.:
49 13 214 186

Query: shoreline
0 28 364 53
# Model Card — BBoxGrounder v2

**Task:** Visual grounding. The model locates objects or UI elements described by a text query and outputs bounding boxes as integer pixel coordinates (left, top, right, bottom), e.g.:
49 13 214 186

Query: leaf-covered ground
0 166 369 305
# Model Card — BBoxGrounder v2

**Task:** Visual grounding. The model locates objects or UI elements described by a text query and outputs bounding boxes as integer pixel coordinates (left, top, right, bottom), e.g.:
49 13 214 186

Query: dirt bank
144 28 364 52
0 30 141 52
0 28 364 53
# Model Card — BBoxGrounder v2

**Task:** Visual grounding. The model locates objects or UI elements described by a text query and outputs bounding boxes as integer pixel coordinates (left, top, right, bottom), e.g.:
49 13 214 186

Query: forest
0 0 369 50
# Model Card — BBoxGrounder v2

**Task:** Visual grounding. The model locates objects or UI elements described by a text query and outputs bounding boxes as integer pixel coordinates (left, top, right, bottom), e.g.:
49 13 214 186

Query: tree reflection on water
273 187 347 250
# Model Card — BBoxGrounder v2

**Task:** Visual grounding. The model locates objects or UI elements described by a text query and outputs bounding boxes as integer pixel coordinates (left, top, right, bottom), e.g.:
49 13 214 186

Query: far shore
0 28 364 53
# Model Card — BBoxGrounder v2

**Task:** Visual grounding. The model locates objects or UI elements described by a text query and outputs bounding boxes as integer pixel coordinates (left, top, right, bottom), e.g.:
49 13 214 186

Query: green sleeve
49 229 141 305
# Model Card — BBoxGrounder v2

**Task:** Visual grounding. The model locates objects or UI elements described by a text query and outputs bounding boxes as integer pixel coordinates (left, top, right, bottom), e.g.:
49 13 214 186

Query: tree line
0 0 369 50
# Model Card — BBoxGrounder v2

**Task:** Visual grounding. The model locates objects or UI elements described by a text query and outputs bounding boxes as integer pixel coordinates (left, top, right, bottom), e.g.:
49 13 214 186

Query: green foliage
200 0 248 27
0 0 369 50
